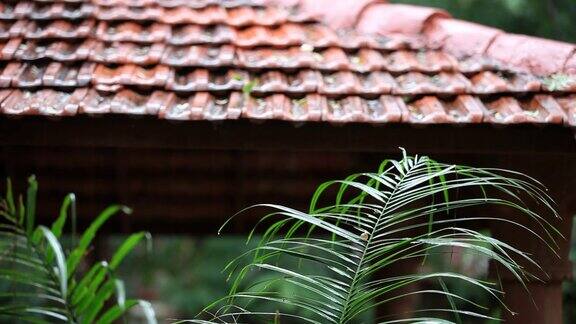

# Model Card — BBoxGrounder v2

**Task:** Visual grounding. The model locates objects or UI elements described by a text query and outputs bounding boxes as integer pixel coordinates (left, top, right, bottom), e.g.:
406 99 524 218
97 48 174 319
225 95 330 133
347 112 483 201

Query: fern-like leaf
188 151 560 323
0 177 157 323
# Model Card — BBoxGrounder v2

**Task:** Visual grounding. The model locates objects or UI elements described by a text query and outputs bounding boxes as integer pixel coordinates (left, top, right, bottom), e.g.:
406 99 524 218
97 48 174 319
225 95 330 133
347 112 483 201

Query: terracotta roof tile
0 0 573 128
159 92 244 120
130 64 170 87
169 25 236 46
90 42 164 65
395 72 465 95
227 5 288 26
163 45 235 67
364 95 404 122
424 18 502 58
28 2 94 20
358 72 397 95
0 89 12 107
470 71 541 94
25 19 95 39
404 96 455 123
96 21 170 42
110 89 162 115
167 68 209 92
565 52 576 75
0 62 21 87
487 34 575 75
356 4 450 36
0 20 27 39
80 88 113 114
1 88 86 116
483 96 566 124
43 62 95 87
0 38 22 60
96 5 162 21
445 95 485 123
557 95 576 126
93 63 135 87
532 95 568 124
0 3 31 20
297 0 381 29
12 63 47 88
93 0 145 6
318 71 357 96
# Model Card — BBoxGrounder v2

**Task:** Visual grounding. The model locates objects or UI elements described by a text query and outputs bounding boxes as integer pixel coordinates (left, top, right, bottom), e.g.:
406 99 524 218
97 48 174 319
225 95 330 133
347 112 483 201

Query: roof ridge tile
265 0 386 29
285 0 575 76
486 33 575 75
563 49 576 75
423 17 503 59
356 3 450 36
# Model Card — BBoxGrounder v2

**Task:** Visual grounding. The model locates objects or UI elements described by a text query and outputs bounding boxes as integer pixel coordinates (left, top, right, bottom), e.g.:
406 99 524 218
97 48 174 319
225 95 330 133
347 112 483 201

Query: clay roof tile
424 18 502 58
0 0 573 128
297 0 382 29
356 4 450 36
564 52 576 75
487 34 575 76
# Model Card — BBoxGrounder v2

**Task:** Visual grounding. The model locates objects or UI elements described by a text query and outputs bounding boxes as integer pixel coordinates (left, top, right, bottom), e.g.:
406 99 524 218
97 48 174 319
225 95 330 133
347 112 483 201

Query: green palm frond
0 176 157 323
188 150 560 324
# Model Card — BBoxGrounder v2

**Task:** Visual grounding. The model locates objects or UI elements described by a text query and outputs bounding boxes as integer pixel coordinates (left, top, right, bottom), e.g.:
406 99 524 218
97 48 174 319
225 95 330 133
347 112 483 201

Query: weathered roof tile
1 88 86 116
25 19 95 39
0 0 573 128
110 89 159 115
487 34 575 76
357 4 450 36
95 5 163 21
42 62 95 87
424 18 502 58
298 0 380 29
557 95 576 126
0 2 31 20
322 96 364 123
0 62 21 87
564 52 576 75
363 95 404 123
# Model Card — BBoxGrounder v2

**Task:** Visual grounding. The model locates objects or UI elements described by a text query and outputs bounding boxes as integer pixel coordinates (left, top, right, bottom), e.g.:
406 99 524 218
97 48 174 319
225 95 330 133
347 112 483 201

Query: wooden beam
1 116 574 154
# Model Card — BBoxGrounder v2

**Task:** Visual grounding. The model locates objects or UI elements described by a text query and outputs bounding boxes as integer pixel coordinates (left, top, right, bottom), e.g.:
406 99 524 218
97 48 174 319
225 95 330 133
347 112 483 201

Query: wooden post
491 214 573 324
488 153 576 324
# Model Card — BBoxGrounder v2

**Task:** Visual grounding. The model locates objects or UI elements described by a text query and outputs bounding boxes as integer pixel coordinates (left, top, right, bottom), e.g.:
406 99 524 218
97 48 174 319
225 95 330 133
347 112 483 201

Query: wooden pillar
488 153 575 324
491 214 573 324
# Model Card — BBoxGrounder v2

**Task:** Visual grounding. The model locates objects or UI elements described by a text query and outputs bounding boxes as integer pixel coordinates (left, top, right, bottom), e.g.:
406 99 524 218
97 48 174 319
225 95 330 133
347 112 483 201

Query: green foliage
395 0 576 43
188 151 560 323
108 235 374 322
0 177 157 323
242 79 258 99
109 236 255 318
542 74 575 91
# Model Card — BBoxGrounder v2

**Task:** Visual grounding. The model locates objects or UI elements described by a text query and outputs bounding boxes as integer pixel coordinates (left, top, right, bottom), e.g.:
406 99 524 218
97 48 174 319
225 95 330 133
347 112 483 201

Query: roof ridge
269 0 576 76
0 0 574 126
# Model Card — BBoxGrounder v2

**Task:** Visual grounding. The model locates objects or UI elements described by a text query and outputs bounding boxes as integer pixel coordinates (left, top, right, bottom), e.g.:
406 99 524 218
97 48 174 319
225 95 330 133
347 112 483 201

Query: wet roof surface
0 0 574 126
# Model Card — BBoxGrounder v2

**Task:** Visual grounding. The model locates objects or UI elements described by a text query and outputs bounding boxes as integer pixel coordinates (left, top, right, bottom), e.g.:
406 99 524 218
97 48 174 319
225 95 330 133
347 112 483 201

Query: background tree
396 0 576 43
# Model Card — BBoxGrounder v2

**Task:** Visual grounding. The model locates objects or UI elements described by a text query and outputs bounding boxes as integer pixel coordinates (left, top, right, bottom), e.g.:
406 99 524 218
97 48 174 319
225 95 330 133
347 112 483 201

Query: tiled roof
0 0 574 126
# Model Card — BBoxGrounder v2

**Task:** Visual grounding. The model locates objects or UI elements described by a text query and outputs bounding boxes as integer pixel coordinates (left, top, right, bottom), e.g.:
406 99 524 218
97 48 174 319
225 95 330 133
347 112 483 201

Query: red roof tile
487 34 575 75
564 52 576 75
0 0 574 127
357 4 450 36
295 0 378 29
424 18 502 58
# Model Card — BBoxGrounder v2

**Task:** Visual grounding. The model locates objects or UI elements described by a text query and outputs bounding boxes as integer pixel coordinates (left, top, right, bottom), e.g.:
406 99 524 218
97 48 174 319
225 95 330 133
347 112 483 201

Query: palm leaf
191 151 559 323
0 177 156 323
